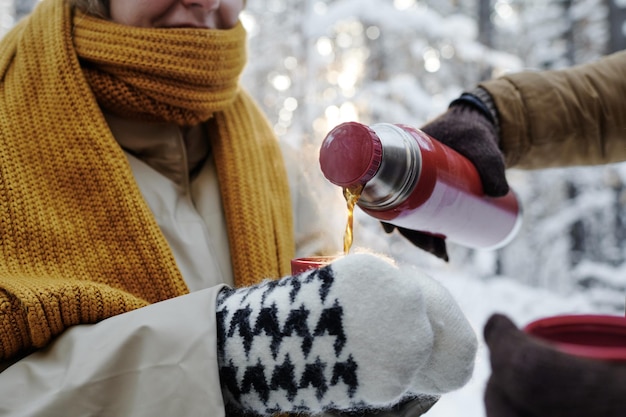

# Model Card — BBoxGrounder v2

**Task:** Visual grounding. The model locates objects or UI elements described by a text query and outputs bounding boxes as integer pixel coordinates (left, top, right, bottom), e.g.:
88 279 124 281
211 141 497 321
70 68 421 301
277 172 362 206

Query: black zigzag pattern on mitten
314 299 346 356
217 267 346 359
216 266 359 413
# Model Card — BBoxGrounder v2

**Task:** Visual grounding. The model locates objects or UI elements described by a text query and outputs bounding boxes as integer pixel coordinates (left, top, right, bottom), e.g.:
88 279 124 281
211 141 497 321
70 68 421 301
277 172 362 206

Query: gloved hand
384 90 509 261
216 253 477 416
381 222 450 262
421 97 508 197
484 313 626 417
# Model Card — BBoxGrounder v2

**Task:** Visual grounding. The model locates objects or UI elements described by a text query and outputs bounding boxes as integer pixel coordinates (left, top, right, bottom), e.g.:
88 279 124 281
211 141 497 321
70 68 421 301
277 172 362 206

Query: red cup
524 314 626 362
290 255 339 275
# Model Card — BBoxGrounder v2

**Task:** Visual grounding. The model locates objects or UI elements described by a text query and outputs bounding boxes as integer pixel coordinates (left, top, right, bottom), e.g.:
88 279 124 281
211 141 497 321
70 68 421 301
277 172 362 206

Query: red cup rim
524 314 626 361
290 255 340 274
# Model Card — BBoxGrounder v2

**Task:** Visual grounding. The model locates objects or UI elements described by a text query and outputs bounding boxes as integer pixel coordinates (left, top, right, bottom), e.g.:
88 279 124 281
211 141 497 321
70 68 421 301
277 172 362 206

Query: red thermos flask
319 122 522 249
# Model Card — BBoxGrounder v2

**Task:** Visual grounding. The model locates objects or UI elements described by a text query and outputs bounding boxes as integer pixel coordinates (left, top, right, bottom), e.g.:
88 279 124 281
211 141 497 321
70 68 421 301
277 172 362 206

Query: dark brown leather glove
421 97 508 197
484 313 626 417
383 91 509 261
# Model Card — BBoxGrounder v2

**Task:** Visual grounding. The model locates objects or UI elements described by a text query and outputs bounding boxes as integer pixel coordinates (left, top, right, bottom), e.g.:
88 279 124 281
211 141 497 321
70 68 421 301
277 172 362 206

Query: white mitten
216 253 476 415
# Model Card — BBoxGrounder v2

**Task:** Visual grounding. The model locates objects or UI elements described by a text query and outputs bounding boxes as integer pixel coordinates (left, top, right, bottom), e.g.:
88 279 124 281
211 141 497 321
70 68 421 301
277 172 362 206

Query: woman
0 0 477 415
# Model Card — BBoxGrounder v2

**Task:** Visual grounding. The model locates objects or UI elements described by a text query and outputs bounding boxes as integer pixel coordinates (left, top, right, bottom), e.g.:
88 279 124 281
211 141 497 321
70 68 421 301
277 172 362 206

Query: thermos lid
319 122 383 187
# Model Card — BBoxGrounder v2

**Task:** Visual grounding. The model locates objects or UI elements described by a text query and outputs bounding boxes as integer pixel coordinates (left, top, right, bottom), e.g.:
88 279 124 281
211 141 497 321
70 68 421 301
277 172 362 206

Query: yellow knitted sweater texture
0 0 294 361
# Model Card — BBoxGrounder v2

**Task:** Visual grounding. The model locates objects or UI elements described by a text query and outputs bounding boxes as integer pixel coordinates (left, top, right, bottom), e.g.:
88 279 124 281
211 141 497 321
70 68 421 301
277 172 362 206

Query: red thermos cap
319 122 383 188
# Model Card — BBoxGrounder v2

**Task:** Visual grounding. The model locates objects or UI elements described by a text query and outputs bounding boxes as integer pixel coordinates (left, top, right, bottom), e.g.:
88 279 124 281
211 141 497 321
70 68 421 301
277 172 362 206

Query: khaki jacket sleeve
480 50 626 169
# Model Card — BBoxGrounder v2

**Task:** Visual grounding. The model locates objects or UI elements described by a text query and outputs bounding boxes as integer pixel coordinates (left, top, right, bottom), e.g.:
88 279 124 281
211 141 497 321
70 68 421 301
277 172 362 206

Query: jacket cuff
449 88 501 135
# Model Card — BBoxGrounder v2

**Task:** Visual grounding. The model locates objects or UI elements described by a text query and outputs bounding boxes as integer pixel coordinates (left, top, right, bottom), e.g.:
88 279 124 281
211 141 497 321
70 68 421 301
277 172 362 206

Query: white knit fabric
216 253 477 415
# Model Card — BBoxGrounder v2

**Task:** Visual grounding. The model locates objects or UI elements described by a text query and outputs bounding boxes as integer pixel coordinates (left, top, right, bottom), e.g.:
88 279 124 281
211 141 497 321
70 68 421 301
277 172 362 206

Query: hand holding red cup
484 313 626 417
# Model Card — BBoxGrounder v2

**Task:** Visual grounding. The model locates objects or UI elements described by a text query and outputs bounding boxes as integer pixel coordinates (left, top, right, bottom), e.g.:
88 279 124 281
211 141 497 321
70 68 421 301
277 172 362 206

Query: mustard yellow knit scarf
0 0 294 361
74 10 243 125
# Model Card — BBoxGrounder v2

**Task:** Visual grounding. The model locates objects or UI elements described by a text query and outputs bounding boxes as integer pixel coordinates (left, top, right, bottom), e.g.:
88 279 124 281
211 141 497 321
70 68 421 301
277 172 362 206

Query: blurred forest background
3 0 626 312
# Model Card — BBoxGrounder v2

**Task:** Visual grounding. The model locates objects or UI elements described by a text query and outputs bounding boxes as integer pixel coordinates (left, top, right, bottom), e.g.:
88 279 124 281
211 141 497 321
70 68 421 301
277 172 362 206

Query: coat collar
104 112 210 187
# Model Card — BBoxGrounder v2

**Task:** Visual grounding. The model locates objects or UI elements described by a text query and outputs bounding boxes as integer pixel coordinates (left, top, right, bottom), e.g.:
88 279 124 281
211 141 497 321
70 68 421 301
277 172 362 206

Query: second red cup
524 314 626 362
